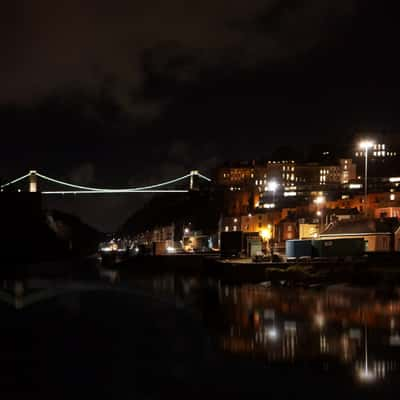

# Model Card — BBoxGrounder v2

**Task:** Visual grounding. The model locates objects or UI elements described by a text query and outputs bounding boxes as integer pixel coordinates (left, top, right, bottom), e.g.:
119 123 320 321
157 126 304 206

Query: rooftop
321 218 400 235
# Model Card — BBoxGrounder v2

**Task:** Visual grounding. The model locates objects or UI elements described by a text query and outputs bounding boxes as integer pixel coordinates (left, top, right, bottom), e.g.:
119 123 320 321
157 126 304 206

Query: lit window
382 144 386 150
233 225 237 231
391 194 396 201
373 152 377 156
224 226 229 232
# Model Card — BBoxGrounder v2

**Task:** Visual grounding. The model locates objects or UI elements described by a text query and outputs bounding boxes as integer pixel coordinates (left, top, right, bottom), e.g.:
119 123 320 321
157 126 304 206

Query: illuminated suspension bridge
0 170 211 195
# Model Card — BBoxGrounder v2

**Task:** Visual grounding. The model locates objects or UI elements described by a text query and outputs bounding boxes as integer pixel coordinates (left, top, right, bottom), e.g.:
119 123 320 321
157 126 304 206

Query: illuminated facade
355 143 397 159
295 159 356 187
216 161 255 188
326 191 400 214
240 211 280 237
216 158 357 211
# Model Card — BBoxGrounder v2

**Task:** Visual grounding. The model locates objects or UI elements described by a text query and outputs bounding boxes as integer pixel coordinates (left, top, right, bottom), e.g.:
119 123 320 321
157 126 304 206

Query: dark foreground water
3 268 400 399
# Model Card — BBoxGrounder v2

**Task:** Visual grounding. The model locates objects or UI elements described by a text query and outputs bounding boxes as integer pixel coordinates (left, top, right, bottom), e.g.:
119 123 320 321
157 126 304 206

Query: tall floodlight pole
314 195 326 236
359 140 374 214
267 180 278 205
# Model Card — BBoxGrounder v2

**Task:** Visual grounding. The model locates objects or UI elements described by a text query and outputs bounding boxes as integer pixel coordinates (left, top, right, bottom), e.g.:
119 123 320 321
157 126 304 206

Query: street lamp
314 196 325 206
260 226 272 257
359 140 375 214
314 196 326 235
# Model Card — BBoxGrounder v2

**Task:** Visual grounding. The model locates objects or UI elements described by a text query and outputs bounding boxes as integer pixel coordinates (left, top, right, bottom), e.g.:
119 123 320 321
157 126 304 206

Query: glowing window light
263 203 275 208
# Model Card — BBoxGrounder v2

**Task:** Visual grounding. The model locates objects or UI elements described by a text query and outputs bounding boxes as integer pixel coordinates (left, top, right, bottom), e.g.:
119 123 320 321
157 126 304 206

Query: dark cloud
68 163 96 186
0 0 358 104
227 0 356 64
0 0 265 103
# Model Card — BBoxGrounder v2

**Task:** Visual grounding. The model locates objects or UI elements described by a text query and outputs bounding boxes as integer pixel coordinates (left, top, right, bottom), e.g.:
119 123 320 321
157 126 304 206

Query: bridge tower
29 170 37 193
189 170 199 191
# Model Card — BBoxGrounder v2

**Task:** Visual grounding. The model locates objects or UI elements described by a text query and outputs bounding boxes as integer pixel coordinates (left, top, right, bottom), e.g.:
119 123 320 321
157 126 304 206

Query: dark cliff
0 192 103 265
121 190 222 236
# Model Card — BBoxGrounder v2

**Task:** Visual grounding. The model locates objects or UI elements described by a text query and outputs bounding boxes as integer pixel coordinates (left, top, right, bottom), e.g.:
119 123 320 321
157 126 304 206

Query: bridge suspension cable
197 172 212 182
1 170 212 193
42 189 190 194
36 172 193 192
0 173 30 189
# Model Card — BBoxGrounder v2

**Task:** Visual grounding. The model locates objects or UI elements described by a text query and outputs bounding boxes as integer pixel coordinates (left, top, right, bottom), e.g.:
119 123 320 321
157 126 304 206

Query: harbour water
4 267 400 398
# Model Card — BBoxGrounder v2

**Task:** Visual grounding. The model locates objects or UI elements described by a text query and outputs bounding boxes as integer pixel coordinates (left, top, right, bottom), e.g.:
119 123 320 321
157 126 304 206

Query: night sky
2 0 400 231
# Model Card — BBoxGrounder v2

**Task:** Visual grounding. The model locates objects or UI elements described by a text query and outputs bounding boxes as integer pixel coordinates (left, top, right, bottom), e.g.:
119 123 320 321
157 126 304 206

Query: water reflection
216 282 400 384
3 269 400 390
97 272 400 386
